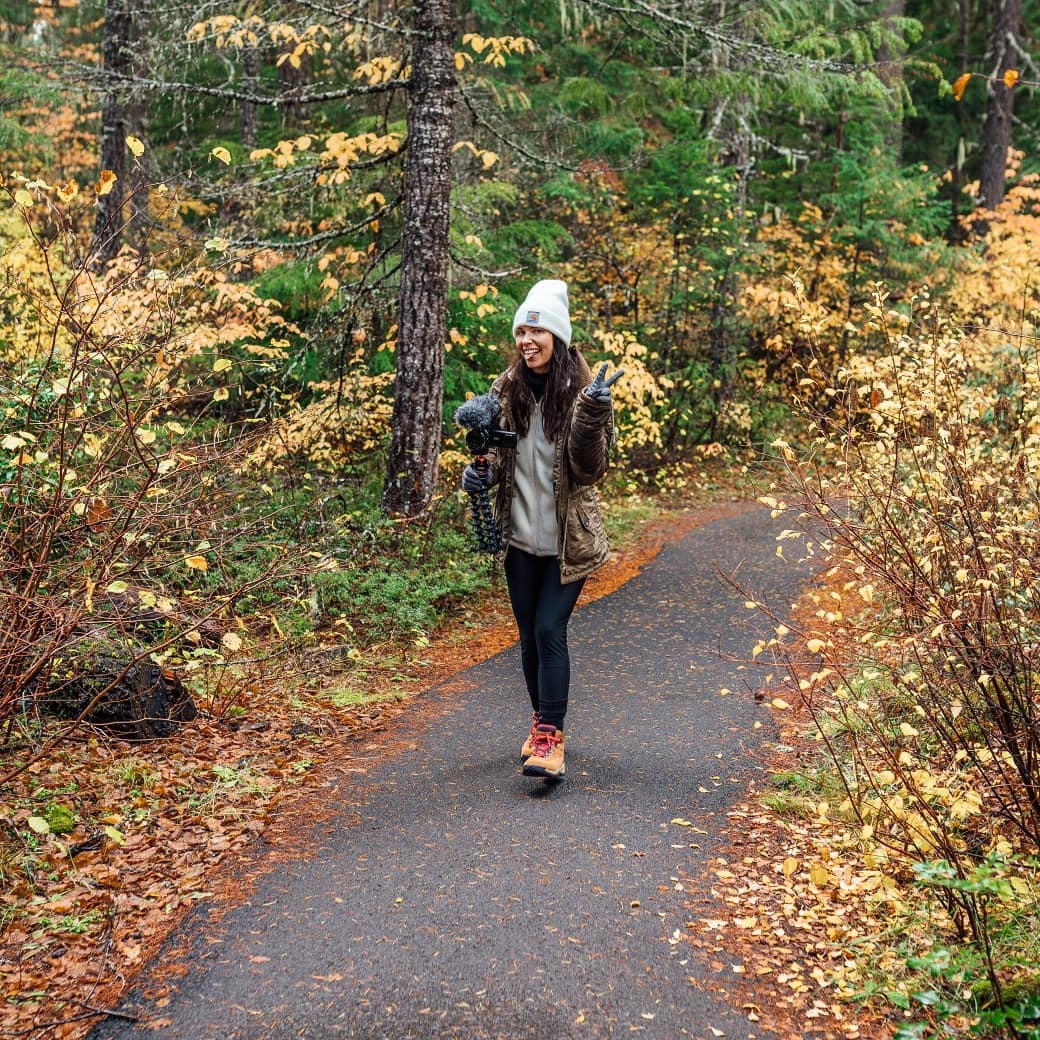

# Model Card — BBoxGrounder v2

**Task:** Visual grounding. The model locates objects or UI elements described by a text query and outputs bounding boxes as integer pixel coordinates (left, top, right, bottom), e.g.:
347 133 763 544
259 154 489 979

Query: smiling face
515 325 555 374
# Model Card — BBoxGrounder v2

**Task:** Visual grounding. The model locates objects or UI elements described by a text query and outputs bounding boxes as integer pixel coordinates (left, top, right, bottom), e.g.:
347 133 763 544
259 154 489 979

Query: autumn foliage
1 0 1039 1032
748 173 1040 1032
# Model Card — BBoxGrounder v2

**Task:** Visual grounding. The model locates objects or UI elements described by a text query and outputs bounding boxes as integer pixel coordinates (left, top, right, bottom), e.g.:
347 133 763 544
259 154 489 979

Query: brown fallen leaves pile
1 673 418 1039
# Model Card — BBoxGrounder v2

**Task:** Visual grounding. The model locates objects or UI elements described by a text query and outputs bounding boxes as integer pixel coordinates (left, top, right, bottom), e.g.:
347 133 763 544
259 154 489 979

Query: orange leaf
1003 69 1020 89
951 73 971 101
87 498 114 530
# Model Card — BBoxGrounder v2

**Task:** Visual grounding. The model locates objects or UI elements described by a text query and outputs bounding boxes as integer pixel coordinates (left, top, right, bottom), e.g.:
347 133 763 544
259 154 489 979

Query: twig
5 1001 139 1037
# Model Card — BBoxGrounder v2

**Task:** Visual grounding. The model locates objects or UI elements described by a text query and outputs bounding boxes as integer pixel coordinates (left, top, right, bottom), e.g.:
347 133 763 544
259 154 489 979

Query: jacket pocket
564 491 607 569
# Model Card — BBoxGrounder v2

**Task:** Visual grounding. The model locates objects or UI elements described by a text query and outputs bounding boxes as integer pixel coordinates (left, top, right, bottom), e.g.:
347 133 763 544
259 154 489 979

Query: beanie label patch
525 310 540 323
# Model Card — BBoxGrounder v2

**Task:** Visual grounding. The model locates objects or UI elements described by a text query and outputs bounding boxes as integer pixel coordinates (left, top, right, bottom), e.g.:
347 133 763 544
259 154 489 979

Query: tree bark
90 0 132 268
381 0 456 517
948 0 973 239
878 0 905 155
128 31 151 255
240 44 260 150
978 0 1021 211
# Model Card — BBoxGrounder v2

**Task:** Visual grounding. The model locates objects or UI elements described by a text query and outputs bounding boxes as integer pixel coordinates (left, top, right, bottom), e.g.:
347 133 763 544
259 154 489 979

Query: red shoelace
529 725 561 758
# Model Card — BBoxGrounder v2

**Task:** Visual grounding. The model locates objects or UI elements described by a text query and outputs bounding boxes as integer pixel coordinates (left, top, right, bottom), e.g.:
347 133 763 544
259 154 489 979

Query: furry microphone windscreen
454 394 502 430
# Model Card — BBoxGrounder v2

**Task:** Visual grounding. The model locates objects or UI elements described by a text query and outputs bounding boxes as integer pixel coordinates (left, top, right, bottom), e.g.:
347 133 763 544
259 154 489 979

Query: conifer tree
978 0 1023 210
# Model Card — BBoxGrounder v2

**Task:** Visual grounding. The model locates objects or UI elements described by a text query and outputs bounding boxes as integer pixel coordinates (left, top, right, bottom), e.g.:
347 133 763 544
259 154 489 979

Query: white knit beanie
512 279 572 346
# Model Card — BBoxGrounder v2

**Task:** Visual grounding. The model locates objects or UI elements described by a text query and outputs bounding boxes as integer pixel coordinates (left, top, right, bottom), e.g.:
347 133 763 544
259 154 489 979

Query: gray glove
584 362 625 401
461 462 493 493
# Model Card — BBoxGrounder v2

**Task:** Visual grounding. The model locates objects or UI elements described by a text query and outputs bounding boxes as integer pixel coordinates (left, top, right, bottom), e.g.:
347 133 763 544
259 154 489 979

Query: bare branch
55 61 409 106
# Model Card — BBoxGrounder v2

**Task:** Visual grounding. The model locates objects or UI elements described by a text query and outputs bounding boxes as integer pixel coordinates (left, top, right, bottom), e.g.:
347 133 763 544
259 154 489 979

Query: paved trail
91 502 811 1040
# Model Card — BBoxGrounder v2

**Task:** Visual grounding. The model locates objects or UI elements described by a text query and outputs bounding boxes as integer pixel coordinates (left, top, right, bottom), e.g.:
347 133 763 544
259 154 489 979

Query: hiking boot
522 724 565 779
520 713 541 761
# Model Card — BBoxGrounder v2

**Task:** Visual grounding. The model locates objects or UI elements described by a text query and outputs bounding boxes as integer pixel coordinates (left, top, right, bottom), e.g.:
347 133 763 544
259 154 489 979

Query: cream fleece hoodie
509 399 558 556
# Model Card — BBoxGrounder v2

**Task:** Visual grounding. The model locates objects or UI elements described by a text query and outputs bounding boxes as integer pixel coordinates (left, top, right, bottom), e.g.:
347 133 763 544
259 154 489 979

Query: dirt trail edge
90 501 812 1040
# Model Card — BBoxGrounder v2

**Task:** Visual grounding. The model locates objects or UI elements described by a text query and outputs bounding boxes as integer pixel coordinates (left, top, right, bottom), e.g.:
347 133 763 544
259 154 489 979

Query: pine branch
458 86 577 171
577 0 874 76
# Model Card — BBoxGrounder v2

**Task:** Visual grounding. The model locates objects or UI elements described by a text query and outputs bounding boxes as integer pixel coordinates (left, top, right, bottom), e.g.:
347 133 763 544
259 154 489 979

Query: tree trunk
90 0 132 267
978 0 1021 211
240 44 260 150
878 0 905 155
948 0 973 239
381 0 456 517
128 43 150 254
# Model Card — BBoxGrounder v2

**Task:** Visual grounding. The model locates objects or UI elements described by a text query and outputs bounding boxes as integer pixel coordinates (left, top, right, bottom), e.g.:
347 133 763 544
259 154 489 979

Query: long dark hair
502 336 587 443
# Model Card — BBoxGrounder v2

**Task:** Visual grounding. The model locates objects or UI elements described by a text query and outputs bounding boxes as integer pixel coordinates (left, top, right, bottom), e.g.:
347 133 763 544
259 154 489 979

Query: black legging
503 547 586 731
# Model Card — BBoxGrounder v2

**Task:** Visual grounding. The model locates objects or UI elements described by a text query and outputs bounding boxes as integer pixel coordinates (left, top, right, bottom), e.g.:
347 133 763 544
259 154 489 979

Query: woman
462 278 622 779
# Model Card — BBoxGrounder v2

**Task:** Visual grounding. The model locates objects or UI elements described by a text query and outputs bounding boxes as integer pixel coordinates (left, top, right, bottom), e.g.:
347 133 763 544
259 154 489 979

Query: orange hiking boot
522 724 565 779
520 713 540 761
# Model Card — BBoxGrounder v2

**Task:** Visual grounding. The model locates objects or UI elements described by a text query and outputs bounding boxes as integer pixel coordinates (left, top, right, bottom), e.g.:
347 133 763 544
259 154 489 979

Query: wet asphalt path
91 502 811 1040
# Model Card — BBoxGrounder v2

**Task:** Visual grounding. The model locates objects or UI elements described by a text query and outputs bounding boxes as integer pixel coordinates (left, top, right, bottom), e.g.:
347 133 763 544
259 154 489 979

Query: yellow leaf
783 857 799 878
127 134 145 157
952 72 972 101
480 150 499 170
809 862 830 886
14 188 34 207
213 358 233 373
185 555 208 572
56 180 79 203
136 428 157 445
213 387 230 402
96 169 117 197
27 816 50 835
222 632 243 652
106 580 129 594
771 698 791 710
1003 69 1020 89
103 825 126 845
806 638 825 653
211 146 232 165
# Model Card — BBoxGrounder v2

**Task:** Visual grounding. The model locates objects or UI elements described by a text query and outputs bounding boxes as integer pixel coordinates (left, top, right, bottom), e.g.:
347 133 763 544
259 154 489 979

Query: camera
464 424 518 456
453 393 518 553
454 394 518 456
